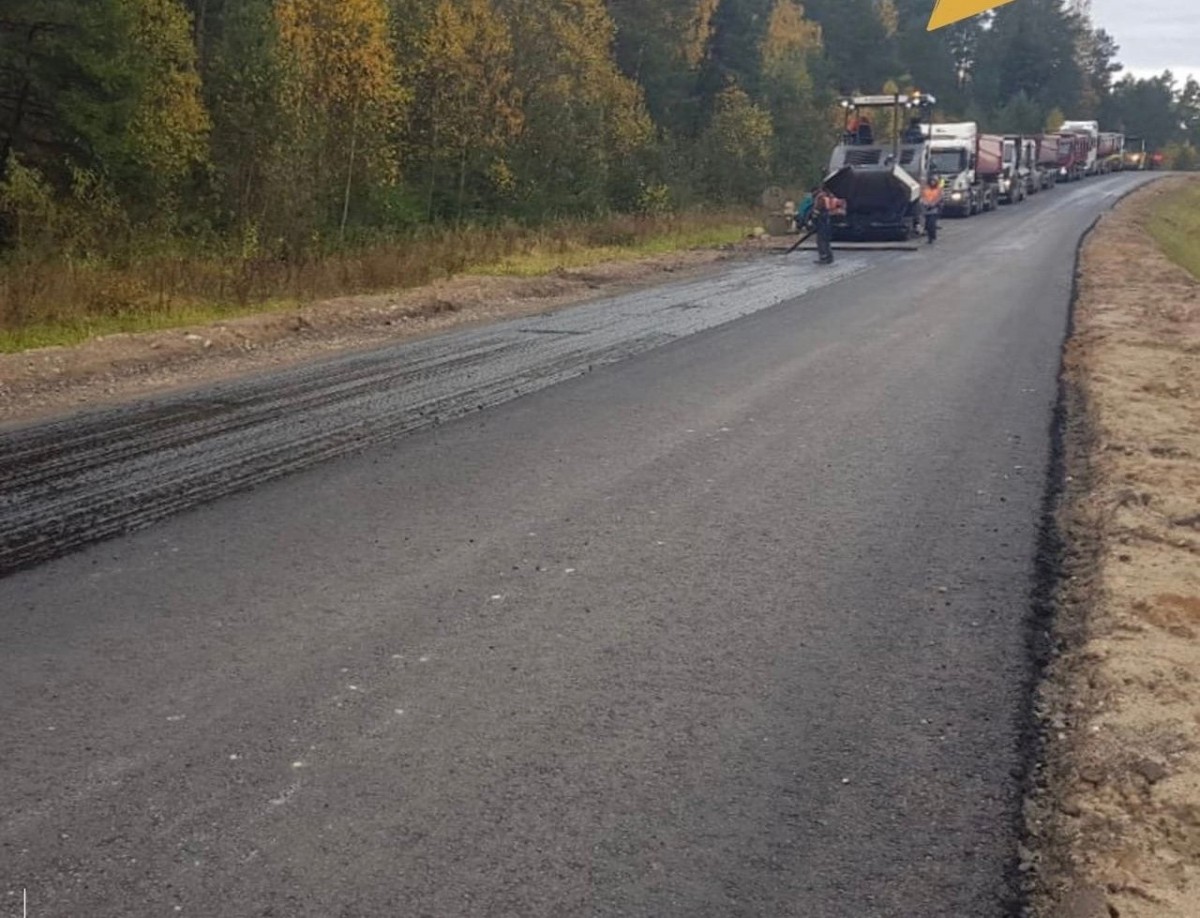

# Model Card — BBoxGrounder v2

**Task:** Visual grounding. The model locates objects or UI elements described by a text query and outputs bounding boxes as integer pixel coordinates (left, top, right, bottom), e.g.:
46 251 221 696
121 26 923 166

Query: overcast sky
1090 0 1199 83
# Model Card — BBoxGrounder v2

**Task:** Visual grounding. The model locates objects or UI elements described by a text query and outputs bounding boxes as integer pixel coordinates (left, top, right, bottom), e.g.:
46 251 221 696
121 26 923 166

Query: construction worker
857 116 874 145
845 114 860 144
813 184 847 265
921 175 943 245
903 117 925 144
794 189 815 233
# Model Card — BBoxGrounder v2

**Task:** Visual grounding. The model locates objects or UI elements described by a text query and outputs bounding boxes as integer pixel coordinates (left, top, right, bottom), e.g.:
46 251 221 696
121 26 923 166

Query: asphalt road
1 173 1155 917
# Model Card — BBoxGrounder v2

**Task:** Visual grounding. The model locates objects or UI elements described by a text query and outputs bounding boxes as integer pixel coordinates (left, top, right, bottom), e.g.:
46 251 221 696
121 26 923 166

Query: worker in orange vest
813 184 847 265
921 175 943 245
845 114 860 144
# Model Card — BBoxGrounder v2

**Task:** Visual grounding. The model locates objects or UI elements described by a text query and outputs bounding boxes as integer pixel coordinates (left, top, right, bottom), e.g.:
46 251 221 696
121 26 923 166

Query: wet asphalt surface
1 174 1155 916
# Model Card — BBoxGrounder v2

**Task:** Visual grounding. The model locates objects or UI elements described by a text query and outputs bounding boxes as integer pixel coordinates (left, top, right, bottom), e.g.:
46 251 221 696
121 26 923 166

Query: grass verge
1144 178 1200 278
0 212 752 353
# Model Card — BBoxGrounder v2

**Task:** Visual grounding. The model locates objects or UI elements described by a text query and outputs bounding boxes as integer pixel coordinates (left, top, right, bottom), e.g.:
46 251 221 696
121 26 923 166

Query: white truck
998 136 1031 204
923 122 1004 216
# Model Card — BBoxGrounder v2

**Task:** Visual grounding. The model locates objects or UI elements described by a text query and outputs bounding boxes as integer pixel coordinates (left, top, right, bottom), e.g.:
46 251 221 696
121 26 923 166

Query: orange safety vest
921 186 943 208
815 190 846 216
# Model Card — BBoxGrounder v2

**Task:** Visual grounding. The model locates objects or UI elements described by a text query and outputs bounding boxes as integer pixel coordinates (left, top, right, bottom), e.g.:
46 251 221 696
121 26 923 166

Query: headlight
950 192 964 200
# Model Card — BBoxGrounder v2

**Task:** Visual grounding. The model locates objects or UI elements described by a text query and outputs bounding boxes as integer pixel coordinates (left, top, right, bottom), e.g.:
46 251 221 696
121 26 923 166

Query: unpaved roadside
1029 176 1200 917
0 238 785 427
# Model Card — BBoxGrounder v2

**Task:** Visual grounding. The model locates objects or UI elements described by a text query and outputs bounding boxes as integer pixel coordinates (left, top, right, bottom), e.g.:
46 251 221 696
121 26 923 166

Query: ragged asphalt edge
0 257 875 579
1010 176 1166 917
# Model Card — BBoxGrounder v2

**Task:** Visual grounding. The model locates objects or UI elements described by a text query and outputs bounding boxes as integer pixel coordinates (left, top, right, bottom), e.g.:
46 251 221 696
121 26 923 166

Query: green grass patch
1145 179 1200 280
468 223 750 277
0 299 298 353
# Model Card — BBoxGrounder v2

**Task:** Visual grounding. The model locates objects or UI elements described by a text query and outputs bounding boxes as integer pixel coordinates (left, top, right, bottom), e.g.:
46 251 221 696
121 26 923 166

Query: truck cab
998 137 1027 204
1123 137 1148 170
923 121 1001 216
929 143 975 214
1020 137 1041 195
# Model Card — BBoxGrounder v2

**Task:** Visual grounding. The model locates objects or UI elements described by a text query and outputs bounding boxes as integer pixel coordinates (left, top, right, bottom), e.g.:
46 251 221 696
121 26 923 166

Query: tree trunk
456 145 468 226
340 101 360 243
426 94 440 222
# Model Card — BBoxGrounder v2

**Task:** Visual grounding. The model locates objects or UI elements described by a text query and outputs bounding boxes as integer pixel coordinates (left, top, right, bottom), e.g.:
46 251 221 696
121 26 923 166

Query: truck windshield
930 150 966 174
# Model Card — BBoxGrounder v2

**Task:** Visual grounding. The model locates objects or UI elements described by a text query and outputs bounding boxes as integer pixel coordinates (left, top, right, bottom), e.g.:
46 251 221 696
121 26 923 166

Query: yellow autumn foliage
122 0 210 183
538 0 653 155
421 0 523 152
762 0 823 69
274 0 404 119
680 0 720 69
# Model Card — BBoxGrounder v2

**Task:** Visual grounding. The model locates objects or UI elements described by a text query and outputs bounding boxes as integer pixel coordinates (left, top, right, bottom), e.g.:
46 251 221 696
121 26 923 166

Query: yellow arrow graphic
928 0 1018 30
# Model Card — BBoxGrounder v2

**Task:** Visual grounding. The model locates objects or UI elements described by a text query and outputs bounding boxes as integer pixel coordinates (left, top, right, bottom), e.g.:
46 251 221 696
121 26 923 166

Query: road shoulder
0 239 784 427
1028 176 1200 918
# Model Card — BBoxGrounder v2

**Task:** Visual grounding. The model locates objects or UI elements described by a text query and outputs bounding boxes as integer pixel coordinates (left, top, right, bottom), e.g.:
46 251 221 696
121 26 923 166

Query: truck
1019 136 1043 194
1035 135 1061 190
824 92 937 241
1060 120 1100 175
1056 132 1090 181
1122 136 1148 170
997 135 1031 203
923 122 1004 216
1098 132 1125 172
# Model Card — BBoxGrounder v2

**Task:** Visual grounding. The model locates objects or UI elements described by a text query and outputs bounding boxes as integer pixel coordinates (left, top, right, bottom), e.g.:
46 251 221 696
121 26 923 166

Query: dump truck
824 92 936 241
1060 120 1100 175
1017 136 1043 195
1035 135 1061 190
997 136 1031 203
1056 132 1090 181
923 122 1004 216
1098 132 1125 172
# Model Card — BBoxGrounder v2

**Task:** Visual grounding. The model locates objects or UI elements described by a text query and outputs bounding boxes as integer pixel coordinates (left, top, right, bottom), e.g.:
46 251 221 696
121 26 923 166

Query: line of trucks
821 93 1155 242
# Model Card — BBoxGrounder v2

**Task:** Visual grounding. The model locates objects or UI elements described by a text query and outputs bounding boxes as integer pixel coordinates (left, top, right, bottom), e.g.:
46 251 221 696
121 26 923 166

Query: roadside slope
1030 176 1200 917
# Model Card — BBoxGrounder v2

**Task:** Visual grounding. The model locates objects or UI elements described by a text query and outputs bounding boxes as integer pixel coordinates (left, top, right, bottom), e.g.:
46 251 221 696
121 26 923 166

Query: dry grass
0 211 752 352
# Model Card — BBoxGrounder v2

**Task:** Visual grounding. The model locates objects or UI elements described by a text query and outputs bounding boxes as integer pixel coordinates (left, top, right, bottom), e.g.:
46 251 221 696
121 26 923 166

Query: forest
2 0 1199 334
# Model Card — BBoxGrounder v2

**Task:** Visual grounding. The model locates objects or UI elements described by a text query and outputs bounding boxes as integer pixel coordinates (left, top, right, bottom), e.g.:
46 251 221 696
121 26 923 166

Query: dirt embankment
1029 177 1200 917
0 238 785 427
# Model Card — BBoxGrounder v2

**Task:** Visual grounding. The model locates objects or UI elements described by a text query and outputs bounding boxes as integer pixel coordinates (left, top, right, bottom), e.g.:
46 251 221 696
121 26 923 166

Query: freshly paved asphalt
1 174 1155 917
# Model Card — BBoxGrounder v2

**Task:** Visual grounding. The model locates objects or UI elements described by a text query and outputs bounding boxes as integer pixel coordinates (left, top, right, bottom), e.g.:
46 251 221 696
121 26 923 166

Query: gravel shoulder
0 239 782 426
1028 176 1200 917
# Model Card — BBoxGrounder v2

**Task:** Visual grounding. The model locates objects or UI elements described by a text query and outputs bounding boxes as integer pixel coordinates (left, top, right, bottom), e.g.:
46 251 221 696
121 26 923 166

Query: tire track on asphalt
0 257 873 576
